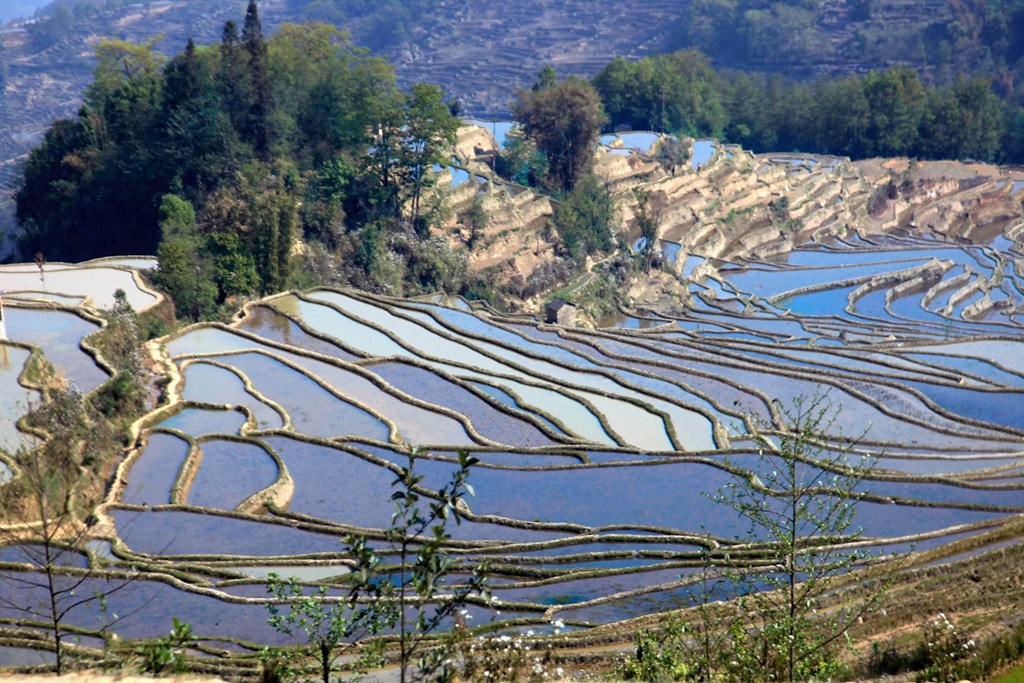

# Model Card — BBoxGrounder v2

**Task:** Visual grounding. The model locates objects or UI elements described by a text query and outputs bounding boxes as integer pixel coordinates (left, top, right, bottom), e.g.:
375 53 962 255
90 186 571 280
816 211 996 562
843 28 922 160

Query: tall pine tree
243 0 274 159
218 20 249 137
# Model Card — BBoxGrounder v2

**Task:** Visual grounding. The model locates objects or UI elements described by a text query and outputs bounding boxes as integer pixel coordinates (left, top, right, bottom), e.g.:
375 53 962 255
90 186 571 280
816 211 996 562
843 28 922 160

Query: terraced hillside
442 123 1024 313
2 175 1024 672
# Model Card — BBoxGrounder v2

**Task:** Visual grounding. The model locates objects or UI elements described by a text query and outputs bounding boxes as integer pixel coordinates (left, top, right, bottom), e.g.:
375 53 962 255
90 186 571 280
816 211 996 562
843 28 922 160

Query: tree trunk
320 640 331 683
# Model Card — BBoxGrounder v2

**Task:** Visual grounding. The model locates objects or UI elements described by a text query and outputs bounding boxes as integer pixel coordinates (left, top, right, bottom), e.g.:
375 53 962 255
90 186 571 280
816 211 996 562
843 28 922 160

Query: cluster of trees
506 72 617 266
16 2 473 319
668 0 1024 90
594 50 1021 162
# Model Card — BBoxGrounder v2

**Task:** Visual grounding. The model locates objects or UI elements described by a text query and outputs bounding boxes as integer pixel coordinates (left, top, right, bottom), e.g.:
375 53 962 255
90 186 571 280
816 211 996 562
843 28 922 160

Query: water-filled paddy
186 439 279 510
0 572 286 644
156 408 248 437
0 647 56 666
615 132 661 153
0 345 38 460
3 307 107 392
235 304 361 362
5 238 1024 658
122 433 191 506
112 509 345 557
210 352 392 441
0 265 155 310
181 362 284 430
260 435 402 527
366 361 557 446
691 139 715 168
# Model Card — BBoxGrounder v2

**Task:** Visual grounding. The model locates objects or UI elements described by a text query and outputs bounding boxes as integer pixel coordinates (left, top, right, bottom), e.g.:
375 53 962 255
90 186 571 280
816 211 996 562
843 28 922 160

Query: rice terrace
3 124 1024 680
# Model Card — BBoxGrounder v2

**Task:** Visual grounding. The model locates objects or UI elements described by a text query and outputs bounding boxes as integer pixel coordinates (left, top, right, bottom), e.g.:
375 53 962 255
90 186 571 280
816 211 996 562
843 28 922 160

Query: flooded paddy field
2 233 1024 663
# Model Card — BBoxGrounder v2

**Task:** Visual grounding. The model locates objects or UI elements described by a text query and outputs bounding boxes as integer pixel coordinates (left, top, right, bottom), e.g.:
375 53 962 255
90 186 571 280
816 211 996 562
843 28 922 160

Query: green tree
363 90 410 221
303 156 356 247
495 126 547 187
268 23 399 167
923 76 1004 161
551 173 615 259
812 76 871 157
533 65 557 92
463 194 488 249
863 67 927 157
242 0 275 159
712 393 888 682
591 57 634 129
199 185 259 300
403 83 459 235
249 167 299 294
15 118 94 260
633 187 661 275
349 448 488 683
722 71 781 151
161 38 239 199
86 38 166 113
218 20 250 139
592 51 725 136
653 50 727 136
154 194 217 320
513 77 606 193
267 572 393 683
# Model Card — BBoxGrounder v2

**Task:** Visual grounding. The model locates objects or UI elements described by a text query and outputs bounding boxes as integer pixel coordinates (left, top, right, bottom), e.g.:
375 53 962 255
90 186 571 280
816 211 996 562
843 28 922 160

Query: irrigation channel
2 235 1024 665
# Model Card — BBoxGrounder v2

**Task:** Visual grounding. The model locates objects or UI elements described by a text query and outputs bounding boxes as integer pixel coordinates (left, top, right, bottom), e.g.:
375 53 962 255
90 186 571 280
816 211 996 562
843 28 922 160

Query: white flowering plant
436 616 566 682
915 612 977 683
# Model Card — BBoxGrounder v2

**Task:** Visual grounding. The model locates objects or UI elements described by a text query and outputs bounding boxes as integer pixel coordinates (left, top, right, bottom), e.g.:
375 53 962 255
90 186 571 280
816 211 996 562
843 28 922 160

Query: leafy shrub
139 618 194 675
91 370 145 418
618 616 690 682
656 137 690 169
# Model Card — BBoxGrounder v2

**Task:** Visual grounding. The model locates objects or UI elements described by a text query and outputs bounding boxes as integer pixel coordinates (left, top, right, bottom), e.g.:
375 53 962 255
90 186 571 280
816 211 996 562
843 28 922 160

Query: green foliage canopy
513 73 606 193
593 50 1018 163
16 3 466 316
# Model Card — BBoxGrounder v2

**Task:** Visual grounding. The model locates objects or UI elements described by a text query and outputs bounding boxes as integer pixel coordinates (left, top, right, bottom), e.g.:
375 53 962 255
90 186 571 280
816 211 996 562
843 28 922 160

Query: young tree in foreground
0 392 127 674
266 572 394 683
713 393 887 682
267 449 486 683
358 448 489 683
